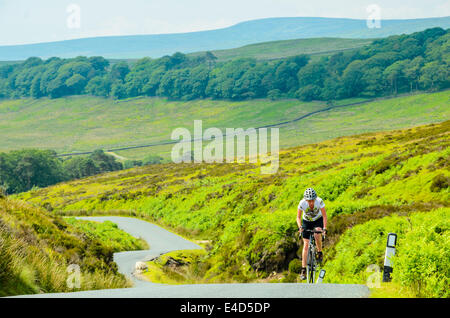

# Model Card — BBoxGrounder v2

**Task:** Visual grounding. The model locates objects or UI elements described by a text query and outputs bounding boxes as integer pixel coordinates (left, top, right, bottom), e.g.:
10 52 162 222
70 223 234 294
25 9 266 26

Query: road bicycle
301 229 324 284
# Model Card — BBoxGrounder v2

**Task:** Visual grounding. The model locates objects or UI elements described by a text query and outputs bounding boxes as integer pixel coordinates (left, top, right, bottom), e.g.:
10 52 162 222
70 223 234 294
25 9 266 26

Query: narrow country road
11 216 370 298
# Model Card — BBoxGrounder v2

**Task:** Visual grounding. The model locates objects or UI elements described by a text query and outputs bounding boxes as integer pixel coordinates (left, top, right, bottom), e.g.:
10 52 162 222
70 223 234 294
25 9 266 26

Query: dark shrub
430 174 449 192
288 258 302 274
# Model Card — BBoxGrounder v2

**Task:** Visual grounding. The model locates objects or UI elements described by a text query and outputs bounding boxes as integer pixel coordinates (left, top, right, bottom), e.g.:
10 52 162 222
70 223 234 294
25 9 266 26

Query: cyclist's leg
301 219 313 268
313 218 324 265
299 238 309 280
302 238 310 268
314 229 323 252
314 217 324 252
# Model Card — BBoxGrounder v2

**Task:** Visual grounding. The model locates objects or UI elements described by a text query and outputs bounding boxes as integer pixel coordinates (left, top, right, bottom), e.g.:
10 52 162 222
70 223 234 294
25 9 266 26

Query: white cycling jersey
298 197 325 221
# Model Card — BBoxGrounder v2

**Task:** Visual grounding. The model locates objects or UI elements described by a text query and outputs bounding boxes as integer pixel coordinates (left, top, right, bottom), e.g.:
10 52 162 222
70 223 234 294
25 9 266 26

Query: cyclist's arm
321 207 328 230
297 209 303 230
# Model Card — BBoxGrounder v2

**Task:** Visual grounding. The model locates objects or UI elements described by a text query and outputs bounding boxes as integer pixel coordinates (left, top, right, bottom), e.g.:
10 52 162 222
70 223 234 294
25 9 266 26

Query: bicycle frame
302 229 323 284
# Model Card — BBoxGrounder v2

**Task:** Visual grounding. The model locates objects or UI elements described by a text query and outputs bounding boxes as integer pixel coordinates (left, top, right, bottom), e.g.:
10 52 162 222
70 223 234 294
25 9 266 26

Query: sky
0 0 449 46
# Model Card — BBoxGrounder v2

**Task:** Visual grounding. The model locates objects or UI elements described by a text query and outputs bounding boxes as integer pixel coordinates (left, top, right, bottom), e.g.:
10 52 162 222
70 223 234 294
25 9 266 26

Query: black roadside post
382 233 397 282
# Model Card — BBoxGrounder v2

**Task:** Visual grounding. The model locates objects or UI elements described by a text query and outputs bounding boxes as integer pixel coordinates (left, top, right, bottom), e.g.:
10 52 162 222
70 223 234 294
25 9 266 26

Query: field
111 37 373 67
0 37 375 67
15 119 450 296
0 90 449 161
188 37 374 61
0 96 332 155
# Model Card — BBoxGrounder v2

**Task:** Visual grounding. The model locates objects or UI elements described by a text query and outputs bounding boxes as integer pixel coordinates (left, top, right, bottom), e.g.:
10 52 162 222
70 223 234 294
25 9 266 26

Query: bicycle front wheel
307 248 315 284
310 265 316 284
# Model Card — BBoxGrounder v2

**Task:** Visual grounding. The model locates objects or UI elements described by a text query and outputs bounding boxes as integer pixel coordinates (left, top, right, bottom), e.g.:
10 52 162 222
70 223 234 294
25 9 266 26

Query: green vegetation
65 218 148 252
369 282 416 298
324 208 449 298
62 149 123 180
0 95 353 155
0 196 134 296
188 38 374 62
0 149 122 194
141 250 208 285
15 120 449 294
0 149 65 194
1 28 448 101
123 154 167 169
0 90 448 161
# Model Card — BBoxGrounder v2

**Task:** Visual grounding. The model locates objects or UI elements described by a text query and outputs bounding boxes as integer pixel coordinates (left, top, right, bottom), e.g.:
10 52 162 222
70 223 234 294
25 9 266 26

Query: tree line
0 27 448 102
0 149 121 194
0 149 166 195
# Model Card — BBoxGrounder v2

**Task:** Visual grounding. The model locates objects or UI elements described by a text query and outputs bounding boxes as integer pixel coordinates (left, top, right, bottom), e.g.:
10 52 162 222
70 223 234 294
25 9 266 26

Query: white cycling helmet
304 188 317 200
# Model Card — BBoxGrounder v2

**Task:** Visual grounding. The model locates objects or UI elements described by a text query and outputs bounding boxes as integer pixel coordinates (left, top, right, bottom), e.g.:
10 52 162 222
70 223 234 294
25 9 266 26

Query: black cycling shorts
301 217 324 240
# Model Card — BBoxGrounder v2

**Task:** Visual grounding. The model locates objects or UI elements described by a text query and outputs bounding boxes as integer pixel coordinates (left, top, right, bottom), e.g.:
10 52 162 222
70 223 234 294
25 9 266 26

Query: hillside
0 195 148 296
0 90 448 160
188 37 374 62
15 120 450 295
1 37 374 66
0 16 449 60
324 208 449 297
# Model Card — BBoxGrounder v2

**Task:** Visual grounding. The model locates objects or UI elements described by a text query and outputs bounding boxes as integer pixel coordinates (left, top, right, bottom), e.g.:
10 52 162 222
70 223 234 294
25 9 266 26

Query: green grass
0 197 133 296
188 38 374 62
0 96 331 156
65 218 149 252
324 208 449 298
0 90 448 161
141 249 209 284
15 120 450 291
369 282 416 298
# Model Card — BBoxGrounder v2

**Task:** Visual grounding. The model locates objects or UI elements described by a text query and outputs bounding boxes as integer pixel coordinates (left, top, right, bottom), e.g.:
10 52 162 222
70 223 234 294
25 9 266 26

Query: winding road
12 216 370 298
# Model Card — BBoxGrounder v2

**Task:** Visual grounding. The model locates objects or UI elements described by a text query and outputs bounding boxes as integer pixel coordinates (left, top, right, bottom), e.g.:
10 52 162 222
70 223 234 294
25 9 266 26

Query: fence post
316 269 326 284
382 233 397 282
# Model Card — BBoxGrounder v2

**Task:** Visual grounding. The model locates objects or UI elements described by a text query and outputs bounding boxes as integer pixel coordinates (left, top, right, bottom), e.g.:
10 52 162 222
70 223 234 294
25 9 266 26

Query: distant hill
0 16 449 60
188 37 374 62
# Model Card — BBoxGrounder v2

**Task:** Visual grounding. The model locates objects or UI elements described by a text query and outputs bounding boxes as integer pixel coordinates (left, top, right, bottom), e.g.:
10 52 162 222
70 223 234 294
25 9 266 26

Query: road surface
11 216 370 298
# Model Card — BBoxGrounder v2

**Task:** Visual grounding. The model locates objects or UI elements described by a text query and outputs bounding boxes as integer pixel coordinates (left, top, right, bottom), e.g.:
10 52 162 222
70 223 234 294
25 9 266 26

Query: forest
0 28 448 102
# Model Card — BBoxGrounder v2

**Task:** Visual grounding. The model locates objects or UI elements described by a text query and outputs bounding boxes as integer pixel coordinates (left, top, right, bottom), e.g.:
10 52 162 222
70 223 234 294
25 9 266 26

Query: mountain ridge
1 16 449 60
